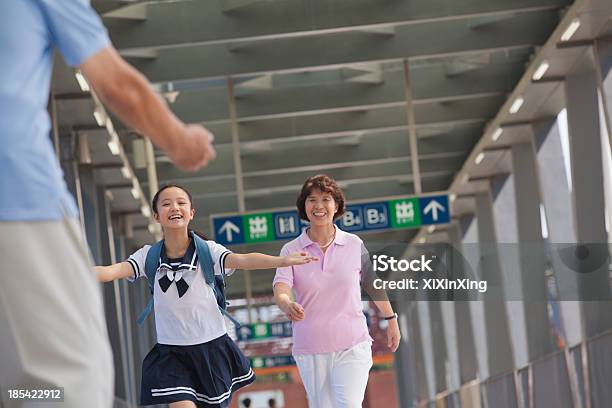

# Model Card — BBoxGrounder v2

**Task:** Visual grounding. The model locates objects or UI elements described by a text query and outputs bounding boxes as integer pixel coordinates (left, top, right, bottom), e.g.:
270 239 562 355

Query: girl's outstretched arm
95 262 133 282
225 252 317 270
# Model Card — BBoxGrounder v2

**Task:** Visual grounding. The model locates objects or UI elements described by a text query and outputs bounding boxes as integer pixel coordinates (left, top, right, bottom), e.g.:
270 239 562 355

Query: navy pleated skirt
140 334 255 407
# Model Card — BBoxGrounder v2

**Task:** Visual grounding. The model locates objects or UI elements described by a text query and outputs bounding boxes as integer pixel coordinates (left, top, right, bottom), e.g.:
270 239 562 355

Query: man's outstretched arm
79 46 215 172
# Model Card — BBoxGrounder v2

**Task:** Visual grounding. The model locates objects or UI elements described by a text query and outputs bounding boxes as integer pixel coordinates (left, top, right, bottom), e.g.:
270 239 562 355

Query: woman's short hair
296 174 346 221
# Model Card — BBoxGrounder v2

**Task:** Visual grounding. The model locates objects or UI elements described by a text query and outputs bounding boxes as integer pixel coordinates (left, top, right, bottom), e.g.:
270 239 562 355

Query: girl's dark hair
151 184 209 240
296 174 346 221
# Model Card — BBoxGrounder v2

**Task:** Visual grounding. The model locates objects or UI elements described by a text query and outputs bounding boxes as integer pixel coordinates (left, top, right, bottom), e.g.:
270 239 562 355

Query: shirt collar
159 238 198 271
297 224 347 249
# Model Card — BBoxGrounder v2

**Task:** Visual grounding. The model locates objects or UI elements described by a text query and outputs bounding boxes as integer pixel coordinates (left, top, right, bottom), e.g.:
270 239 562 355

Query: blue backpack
137 231 241 328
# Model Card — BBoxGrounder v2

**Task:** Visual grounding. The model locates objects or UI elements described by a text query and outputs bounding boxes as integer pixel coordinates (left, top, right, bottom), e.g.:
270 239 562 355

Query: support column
428 300 448 396
227 78 253 324
564 48 612 336
490 174 529 370
594 38 612 243
78 163 102 263
115 235 138 407
417 300 437 402
409 302 431 404
97 186 130 401
512 140 555 360
474 190 514 377
144 137 161 239
565 46 612 408
448 222 478 385
595 38 612 159
533 118 583 347
394 288 417 407
461 214 491 380
402 60 422 194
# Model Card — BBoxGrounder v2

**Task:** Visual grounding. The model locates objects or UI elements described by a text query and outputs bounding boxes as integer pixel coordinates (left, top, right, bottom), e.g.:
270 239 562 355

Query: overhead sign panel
211 193 450 245
236 321 293 342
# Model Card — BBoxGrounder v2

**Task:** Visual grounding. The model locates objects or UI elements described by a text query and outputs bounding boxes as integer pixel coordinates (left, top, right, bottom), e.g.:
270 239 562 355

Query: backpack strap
191 231 215 286
191 232 242 329
137 240 164 325
219 304 242 329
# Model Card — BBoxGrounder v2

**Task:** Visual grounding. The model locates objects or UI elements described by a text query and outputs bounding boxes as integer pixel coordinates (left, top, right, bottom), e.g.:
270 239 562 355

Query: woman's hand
279 298 305 321
386 319 401 352
283 251 318 267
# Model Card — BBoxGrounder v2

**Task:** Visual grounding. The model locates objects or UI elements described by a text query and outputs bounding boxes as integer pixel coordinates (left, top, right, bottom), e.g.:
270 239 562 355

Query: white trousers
0 218 114 408
295 341 373 408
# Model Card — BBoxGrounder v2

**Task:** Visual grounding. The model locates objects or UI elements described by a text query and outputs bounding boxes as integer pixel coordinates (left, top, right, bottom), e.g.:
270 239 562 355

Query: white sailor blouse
126 239 234 346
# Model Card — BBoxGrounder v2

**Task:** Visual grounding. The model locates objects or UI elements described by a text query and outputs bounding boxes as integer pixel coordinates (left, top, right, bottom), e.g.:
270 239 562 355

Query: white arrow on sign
423 200 446 221
219 220 240 242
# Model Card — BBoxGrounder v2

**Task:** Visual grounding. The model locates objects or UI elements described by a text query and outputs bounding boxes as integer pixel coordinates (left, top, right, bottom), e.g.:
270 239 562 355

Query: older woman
273 174 401 408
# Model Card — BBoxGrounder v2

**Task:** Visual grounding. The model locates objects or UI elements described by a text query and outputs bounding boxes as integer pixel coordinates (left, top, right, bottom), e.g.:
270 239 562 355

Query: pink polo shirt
273 227 372 355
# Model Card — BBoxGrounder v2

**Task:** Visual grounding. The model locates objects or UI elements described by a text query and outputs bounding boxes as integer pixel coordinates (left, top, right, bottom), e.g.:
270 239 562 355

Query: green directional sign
244 213 274 243
237 322 293 341
252 323 270 339
212 193 450 245
250 355 295 369
389 198 421 228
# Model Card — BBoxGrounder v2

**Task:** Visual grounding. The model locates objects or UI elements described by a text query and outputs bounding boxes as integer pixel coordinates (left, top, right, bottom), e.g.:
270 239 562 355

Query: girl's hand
386 319 401 352
283 251 318 266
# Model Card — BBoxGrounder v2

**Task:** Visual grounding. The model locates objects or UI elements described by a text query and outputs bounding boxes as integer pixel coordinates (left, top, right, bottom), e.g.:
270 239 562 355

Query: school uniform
127 238 255 407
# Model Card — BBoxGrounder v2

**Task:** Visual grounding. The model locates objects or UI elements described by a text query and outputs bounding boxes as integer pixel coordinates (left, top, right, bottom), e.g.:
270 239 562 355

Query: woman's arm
360 243 401 351
273 283 305 321
224 251 317 270
372 299 401 352
94 262 134 282
372 299 395 318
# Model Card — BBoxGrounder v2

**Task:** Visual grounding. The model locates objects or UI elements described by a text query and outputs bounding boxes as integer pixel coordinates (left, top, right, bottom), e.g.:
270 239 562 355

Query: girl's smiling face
154 186 195 230
304 189 338 227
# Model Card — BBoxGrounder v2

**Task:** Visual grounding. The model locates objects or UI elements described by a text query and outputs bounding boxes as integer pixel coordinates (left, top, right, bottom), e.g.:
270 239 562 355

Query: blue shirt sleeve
37 0 110 66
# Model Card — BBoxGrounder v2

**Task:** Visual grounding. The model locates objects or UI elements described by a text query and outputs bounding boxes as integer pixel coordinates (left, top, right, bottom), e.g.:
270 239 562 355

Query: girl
96 184 316 408
273 174 401 408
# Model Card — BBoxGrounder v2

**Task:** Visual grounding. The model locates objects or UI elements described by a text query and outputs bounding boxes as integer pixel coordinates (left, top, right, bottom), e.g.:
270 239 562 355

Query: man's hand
167 124 216 172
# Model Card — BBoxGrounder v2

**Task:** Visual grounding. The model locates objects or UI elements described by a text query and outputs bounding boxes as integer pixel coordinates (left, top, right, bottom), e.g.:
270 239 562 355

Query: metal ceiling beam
102 0 567 50
147 127 479 192
185 171 453 220
102 2 147 21
175 115 487 148
237 143 467 176
402 60 422 194
447 0 612 200
154 49 529 94
221 0 264 12
193 171 456 201
167 62 522 123
194 93 504 132
119 94 494 148
156 150 467 195
128 11 560 83
144 155 465 217
140 95 500 180
234 122 481 150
